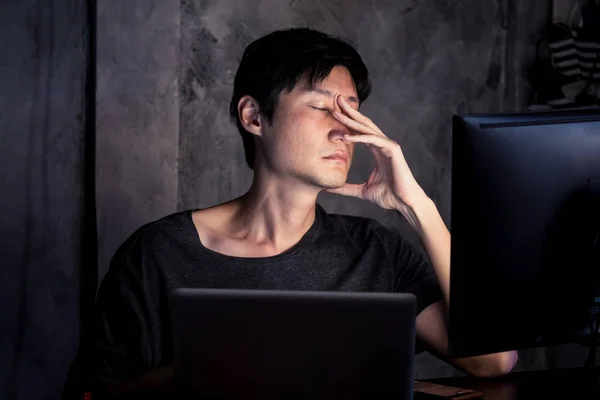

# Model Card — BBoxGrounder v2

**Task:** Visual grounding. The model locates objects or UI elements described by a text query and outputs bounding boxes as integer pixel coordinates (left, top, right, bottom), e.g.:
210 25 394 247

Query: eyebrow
308 88 360 104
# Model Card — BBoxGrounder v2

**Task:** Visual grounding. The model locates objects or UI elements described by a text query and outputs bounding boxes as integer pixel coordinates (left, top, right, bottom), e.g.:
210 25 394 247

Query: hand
327 96 427 212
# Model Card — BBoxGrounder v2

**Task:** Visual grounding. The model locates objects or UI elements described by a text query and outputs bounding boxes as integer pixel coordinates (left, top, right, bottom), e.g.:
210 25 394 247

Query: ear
238 95 263 137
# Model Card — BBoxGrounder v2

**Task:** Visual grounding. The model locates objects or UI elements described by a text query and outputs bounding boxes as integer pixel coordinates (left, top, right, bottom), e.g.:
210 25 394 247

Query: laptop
170 288 416 399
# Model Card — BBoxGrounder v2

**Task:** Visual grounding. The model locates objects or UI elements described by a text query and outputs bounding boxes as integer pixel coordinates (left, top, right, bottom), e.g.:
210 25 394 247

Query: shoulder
119 211 193 251
97 210 197 302
105 211 196 277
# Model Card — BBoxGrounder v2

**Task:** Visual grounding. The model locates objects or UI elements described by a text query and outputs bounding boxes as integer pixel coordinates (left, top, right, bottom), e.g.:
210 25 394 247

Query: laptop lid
170 288 416 399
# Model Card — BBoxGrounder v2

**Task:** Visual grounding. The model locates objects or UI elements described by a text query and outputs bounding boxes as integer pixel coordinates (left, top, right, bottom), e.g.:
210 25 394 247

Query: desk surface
425 367 600 400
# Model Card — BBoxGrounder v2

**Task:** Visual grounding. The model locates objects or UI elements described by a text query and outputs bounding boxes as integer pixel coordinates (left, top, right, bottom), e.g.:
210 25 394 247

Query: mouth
323 151 348 162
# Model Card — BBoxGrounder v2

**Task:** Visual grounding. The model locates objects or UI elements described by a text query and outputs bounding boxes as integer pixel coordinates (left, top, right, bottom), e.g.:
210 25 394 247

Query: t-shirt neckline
185 204 324 263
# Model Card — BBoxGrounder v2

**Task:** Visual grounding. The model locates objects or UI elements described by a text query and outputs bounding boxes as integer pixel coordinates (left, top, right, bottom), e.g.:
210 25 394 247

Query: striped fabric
529 10 600 109
548 23 580 80
574 28 600 82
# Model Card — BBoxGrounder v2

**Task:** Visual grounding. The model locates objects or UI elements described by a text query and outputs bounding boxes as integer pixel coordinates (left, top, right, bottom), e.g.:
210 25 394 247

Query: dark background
1 1 594 399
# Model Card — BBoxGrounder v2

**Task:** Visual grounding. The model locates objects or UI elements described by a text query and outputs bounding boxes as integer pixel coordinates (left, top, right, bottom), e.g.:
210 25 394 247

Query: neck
229 170 320 252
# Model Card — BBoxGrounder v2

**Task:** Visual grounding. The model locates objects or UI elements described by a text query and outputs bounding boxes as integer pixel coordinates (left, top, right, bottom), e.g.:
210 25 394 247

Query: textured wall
0 1 87 399
95 0 181 281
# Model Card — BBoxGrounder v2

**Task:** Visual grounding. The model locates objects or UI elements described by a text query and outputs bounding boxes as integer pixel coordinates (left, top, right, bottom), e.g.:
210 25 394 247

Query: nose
328 128 348 142
328 94 352 142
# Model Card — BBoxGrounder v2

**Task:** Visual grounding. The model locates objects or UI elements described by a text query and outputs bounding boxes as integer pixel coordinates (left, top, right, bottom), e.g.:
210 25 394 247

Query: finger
344 133 400 158
344 131 399 151
326 183 365 199
337 96 386 137
331 110 374 136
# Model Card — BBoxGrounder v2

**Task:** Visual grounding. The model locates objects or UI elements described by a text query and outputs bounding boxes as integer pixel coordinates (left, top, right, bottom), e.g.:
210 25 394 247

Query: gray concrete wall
95 0 181 281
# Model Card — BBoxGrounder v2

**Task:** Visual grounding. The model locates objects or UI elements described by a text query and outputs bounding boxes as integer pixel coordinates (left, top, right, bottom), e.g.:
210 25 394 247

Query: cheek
266 107 333 168
277 111 321 147
264 115 311 165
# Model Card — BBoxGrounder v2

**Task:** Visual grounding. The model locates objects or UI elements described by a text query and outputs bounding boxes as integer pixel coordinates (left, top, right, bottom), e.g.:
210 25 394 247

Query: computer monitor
448 108 600 359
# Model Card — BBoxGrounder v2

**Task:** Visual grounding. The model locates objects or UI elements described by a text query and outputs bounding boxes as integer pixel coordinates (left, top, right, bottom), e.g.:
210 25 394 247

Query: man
64 27 517 398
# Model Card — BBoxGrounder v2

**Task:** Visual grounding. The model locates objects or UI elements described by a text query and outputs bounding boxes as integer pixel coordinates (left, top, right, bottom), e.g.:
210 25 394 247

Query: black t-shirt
66 204 442 394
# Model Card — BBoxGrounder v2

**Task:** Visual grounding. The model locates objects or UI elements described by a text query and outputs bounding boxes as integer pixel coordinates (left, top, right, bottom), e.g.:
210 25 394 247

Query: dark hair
229 27 372 169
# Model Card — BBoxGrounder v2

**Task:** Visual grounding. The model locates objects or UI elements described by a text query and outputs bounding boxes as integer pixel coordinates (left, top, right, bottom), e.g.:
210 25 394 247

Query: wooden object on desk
414 380 483 399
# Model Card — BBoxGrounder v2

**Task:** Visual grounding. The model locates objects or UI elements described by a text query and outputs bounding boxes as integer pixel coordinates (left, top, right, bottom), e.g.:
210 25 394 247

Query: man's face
259 66 359 190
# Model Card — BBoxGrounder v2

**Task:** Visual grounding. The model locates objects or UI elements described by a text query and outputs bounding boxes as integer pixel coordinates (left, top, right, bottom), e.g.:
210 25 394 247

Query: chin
311 174 348 189
294 166 349 190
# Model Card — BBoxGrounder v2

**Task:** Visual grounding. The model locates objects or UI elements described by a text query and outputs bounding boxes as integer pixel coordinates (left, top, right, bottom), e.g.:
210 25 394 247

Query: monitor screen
448 108 600 358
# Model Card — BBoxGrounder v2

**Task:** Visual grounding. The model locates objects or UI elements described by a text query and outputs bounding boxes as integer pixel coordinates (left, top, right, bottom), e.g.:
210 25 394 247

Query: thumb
325 183 365 199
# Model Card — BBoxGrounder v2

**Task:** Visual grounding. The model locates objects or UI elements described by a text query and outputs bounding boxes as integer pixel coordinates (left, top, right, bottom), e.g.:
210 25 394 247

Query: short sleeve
391 235 443 316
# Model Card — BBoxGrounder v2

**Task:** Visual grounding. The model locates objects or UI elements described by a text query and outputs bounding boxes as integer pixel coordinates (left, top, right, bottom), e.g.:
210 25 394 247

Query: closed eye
310 106 330 112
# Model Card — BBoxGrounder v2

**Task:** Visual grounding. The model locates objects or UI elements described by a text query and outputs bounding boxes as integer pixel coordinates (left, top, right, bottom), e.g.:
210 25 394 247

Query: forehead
294 66 358 99
318 66 357 91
